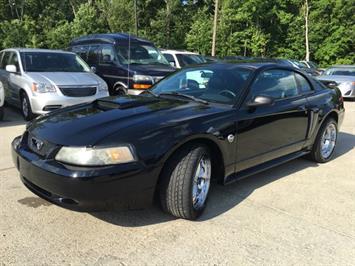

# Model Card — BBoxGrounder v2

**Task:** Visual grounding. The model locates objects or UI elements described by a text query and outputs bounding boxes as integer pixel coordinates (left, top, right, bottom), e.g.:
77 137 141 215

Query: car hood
127 64 175 76
26 72 104 86
317 75 355 83
27 95 229 146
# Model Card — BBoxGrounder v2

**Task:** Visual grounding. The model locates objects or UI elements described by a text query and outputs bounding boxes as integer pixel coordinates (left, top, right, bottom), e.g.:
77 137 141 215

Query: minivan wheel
21 92 35 121
114 85 127 96
160 144 211 220
309 118 338 163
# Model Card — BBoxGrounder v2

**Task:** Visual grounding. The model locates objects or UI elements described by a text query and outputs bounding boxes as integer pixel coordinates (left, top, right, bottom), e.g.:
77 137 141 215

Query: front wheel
309 118 338 163
160 145 212 220
21 92 35 121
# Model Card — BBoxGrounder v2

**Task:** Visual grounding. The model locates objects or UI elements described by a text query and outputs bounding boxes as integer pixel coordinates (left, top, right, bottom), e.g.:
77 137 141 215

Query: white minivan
0 48 109 120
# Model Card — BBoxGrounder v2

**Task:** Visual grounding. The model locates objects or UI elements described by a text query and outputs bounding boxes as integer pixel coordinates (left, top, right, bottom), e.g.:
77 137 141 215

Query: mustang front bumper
12 136 161 211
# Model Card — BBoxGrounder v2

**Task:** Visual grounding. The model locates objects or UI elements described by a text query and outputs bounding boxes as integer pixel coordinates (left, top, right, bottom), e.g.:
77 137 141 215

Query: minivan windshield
151 65 252 105
116 44 169 65
176 54 207 67
21 52 90 72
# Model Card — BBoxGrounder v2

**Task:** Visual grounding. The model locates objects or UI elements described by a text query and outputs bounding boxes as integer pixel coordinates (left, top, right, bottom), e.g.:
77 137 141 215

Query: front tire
113 85 127 96
21 92 35 121
160 145 212 220
309 118 338 163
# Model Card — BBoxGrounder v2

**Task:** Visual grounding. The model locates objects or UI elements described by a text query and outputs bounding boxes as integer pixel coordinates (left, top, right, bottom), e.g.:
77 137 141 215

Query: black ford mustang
12 63 345 220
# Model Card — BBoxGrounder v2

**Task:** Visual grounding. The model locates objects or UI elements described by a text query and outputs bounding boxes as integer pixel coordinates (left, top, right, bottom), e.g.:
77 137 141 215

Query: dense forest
0 0 354 66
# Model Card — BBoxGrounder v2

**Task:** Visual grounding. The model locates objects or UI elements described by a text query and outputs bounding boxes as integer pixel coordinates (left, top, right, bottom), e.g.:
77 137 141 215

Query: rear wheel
21 92 35 121
160 144 211 220
309 118 338 163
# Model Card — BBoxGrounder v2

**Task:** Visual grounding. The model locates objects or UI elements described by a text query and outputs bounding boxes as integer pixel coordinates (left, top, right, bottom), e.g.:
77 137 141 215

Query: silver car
0 48 109 120
317 65 355 99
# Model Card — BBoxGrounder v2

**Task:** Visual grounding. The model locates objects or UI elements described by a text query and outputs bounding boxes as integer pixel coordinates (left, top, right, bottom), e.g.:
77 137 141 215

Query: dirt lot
1 102 354 266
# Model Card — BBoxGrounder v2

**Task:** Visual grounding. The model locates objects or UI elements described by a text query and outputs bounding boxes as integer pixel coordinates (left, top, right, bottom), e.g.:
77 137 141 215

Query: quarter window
251 69 299 100
295 73 312 92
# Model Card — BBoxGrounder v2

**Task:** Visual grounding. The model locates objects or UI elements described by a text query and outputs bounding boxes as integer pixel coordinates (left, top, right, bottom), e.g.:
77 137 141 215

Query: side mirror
169 61 176 67
6 65 17 73
247 95 274 108
90 66 97 73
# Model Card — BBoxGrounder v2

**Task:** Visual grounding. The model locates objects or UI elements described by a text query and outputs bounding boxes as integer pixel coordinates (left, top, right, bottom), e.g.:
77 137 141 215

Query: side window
163 53 175 66
295 73 312 93
72 46 89 61
99 45 115 64
0 52 11 69
87 45 100 65
7 52 20 71
250 69 299 100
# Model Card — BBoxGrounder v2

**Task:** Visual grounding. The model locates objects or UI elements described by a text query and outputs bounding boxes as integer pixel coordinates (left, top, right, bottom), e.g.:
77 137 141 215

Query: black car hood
127 64 175 76
28 95 229 146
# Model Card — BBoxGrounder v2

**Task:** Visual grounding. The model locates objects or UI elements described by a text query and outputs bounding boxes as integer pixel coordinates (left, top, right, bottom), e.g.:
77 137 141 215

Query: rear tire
21 92 35 121
159 144 211 220
309 118 338 163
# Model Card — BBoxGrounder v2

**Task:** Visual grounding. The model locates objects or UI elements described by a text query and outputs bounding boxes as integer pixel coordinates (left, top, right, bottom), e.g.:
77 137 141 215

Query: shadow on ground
0 105 26 128
91 131 354 227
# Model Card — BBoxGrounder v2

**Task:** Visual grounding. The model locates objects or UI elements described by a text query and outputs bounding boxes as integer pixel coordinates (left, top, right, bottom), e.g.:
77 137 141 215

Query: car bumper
12 136 161 211
30 91 109 114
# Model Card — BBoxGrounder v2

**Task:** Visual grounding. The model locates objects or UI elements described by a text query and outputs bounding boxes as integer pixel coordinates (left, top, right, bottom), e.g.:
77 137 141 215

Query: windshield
324 67 355 76
176 54 207 67
151 65 252 104
116 44 169 65
21 52 90 72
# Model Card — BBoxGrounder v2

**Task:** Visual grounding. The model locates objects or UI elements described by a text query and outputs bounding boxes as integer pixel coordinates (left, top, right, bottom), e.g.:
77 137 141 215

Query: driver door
236 69 309 172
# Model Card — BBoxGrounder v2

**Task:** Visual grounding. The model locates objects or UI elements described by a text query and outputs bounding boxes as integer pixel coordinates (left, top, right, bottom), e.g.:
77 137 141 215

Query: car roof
160 49 199 55
192 61 295 70
1 48 74 54
70 33 153 46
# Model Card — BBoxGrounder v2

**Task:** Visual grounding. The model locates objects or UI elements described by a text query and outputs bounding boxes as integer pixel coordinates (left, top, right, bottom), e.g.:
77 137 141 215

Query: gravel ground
0 102 354 266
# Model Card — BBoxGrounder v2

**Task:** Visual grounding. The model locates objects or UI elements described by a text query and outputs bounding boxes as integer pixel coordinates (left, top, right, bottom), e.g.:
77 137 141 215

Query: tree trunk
305 0 310 61
211 0 219 56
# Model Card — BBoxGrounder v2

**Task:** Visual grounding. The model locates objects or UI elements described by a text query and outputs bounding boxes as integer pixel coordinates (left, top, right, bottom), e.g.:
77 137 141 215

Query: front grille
27 133 59 158
59 86 97 97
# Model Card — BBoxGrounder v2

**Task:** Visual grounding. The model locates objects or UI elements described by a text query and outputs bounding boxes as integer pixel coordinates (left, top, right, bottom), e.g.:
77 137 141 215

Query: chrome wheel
320 123 337 159
192 155 211 209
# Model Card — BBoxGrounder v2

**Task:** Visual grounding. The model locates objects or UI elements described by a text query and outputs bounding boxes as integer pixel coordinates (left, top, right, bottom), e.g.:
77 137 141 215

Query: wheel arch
156 136 225 191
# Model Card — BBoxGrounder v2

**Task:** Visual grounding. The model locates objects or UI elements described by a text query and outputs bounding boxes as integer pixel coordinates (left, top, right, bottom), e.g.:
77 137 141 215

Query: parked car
69 33 175 95
161 49 206 68
0 48 109 121
317 65 355 99
301 60 324 74
12 62 344 220
0 80 4 120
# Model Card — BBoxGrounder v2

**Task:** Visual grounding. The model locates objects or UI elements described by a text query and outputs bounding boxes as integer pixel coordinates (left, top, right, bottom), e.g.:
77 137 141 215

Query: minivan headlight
55 146 136 166
98 82 108 92
32 82 56 93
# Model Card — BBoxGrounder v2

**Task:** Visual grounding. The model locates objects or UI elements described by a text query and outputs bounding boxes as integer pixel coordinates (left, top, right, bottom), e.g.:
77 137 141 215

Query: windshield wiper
159 92 209 105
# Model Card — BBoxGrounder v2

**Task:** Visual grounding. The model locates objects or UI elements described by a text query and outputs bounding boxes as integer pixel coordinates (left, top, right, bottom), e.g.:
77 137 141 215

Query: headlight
133 74 153 83
98 82 108 92
32 82 56 93
55 145 136 166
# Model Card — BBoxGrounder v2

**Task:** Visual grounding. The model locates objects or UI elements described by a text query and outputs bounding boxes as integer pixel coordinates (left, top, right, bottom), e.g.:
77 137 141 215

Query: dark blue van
69 33 175 95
